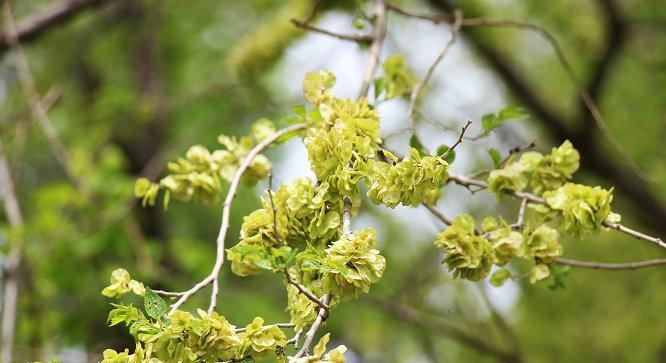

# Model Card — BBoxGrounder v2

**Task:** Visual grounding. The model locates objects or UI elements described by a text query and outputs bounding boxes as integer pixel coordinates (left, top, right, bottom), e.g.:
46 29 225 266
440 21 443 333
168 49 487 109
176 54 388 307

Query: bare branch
291 19 373 44
509 198 528 230
408 10 463 130
365 296 522 363
167 123 308 315
0 0 114 56
441 119 471 159
287 328 304 349
0 139 24 363
152 289 185 297
3 3 83 189
294 294 332 358
234 322 295 333
284 269 330 311
555 258 666 270
358 0 388 99
342 196 352 235
422 203 452 226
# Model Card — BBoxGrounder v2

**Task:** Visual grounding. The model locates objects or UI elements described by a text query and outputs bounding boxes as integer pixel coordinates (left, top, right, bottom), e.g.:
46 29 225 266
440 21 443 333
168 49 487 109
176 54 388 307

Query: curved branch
167 123 308 314
555 258 666 270
291 19 373 44
446 173 666 250
0 0 114 56
408 10 463 130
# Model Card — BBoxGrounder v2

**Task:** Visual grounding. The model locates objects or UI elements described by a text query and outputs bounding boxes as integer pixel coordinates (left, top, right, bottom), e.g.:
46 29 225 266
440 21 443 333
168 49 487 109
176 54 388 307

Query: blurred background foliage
0 0 665 362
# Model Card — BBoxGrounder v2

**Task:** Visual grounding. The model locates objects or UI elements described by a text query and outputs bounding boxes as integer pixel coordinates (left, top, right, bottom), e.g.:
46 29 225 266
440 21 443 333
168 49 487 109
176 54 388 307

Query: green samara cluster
435 141 620 286
110 70 451 362
487 140 580 196
134 119 275 207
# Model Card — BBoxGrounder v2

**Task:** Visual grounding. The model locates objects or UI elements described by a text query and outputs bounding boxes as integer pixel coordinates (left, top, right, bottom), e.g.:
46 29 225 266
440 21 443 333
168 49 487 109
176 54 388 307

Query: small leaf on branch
144 287 169 320
487 148 502 168
436 144 456 164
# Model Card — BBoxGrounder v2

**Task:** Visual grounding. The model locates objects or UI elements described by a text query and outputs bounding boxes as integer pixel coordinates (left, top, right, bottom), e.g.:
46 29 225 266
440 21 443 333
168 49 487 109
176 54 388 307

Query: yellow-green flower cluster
237 317 288 361
487 140 580 197
229 176 354 277
434 214 495 281
134 119 275 206
296 228 386 302
101 268 145 298
303 70 382 193
526 225 562 263
101 344 155 363
289 333 347 363
104 302 290 363
543 183 616 237
322 228 386 301
381 55 416 99
482 217 524 266
366 147 449 208
436 215 563 285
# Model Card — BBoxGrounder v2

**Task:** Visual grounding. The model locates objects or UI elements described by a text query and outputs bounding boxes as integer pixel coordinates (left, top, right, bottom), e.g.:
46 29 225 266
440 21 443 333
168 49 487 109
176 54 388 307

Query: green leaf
374 77 386 100
291 104 306 118
143 288 169 320
487 148 501 168
498 106 528 120
479 106 528 137
409 134 428 156
436 145 456 164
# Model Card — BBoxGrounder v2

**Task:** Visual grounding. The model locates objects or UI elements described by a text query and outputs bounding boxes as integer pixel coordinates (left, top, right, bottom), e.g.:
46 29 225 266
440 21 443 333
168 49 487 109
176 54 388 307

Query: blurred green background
0 0 665 362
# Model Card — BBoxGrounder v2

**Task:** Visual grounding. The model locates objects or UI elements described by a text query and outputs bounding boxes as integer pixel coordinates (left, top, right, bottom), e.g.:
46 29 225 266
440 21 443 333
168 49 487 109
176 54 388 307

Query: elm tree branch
0 137 24 363
294 293 332 358
291 19 373 44
422 0 666 237
3 3 83 190
167 123 308 315
358 0 388 99
0 0 115 56
446 173 666 250
554 258 666 270
407 9 462 131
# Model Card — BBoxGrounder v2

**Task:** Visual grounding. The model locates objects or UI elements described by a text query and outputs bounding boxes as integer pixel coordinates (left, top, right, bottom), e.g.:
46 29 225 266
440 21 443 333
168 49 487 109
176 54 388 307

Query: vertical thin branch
358 0 387 99
0 138 24 363
408 9 463 130
2 3 82 190
294 294 332 358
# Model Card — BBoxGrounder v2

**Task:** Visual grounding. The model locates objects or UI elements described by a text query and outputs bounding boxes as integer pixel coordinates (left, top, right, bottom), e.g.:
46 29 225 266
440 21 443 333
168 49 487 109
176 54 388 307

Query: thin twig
446 173 666 250
0 0 115 56
554 258 666 270
387 2 650 182
342 196 352 235
284 269 330 311
152 289 185 297
358 0 387 98
509 198 528 230
167 123 307 315
407 10 463 131
441 119 471 159
294 294 332 358
0 138 24 363
365 296 522 363
422 203 452 226
291 19 373 44
3 3 83 190
234 322 295 333
287 327 304 349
